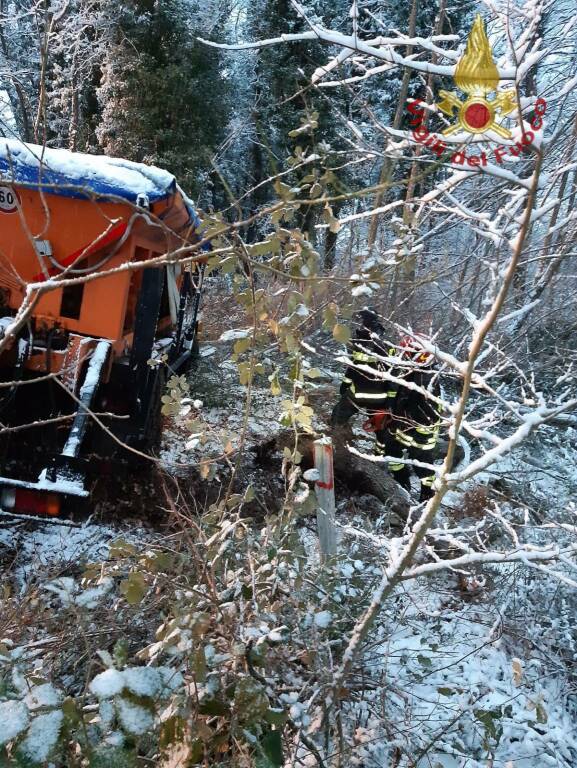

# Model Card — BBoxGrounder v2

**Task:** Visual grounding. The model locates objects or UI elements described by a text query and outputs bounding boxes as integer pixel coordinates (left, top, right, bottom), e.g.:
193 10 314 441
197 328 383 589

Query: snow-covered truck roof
0 138 178 204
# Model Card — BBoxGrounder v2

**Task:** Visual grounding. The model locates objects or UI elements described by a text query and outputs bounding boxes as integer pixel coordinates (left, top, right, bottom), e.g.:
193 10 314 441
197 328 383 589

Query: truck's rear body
0 139 204 515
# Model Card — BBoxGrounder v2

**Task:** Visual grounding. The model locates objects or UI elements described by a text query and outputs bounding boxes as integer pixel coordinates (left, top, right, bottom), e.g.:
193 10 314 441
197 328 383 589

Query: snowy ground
155 342 577 765
325 418 577 766
353 582 577 767
159 334 337 473
0 519 156 594
324 514 577 766
0 336 576 765
160 347 281 472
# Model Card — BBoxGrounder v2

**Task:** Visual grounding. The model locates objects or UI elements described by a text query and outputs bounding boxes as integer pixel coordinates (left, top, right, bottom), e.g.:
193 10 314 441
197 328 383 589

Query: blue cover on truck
0 138 179 204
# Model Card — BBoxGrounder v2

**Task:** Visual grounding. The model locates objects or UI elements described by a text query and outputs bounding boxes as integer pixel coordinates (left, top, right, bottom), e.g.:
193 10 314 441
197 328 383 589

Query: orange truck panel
0 140 200 348
0 140 206 510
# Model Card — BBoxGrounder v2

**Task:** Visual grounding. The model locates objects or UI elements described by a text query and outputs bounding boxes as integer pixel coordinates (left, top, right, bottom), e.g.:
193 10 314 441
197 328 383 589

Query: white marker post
313 437 338 558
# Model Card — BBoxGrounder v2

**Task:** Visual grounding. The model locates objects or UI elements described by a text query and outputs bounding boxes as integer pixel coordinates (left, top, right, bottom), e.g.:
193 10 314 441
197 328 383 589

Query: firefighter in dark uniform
374 335 442 501
330 308 398 427
331 311 442 502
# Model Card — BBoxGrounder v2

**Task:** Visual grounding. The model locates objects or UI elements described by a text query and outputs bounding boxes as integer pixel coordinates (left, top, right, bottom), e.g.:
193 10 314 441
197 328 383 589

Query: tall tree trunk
68 56 79 151
366 0 419 255
245 86 267 244
323 202 342 270
402 0 447 289
512 11 545 304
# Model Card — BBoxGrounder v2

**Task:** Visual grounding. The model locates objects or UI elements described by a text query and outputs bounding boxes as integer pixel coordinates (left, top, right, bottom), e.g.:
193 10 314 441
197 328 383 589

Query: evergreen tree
239 0 352 244
97 0 230 197
0 0 40 141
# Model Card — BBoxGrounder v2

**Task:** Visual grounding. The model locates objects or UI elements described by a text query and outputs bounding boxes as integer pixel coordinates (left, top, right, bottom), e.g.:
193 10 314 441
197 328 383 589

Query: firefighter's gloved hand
419 486 435 503
331 395 357 427
362 410 391 433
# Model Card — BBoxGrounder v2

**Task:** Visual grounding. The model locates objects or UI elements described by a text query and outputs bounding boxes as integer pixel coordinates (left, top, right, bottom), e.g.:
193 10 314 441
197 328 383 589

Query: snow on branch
198 31 319 51
200 25 518 82
403 545 577 587
348 444 438 474
446 401 577 485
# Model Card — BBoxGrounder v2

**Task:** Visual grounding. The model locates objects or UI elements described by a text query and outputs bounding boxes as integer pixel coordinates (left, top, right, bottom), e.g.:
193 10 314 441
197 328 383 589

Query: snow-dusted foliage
1 0 577 765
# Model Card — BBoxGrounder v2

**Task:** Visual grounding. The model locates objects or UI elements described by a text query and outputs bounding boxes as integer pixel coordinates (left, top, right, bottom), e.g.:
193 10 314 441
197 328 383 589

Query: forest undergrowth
1 0 577 764
0 323 576 767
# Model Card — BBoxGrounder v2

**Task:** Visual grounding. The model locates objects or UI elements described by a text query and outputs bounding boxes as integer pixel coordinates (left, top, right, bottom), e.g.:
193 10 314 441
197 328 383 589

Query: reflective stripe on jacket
342 340 398 412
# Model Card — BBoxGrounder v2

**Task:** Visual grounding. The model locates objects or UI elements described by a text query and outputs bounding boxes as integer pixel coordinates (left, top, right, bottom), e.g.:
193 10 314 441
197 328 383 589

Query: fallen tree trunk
254 427 411 517
325 426 412 517
253 427 466 520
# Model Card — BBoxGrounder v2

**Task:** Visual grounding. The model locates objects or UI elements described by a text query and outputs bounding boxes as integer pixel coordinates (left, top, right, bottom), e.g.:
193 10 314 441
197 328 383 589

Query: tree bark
366 0 419 256
401 0 446 289
323 202 342 270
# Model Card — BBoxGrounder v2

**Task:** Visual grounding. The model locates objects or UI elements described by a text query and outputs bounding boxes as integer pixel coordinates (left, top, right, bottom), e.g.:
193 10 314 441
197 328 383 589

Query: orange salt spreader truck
0 139 208 517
